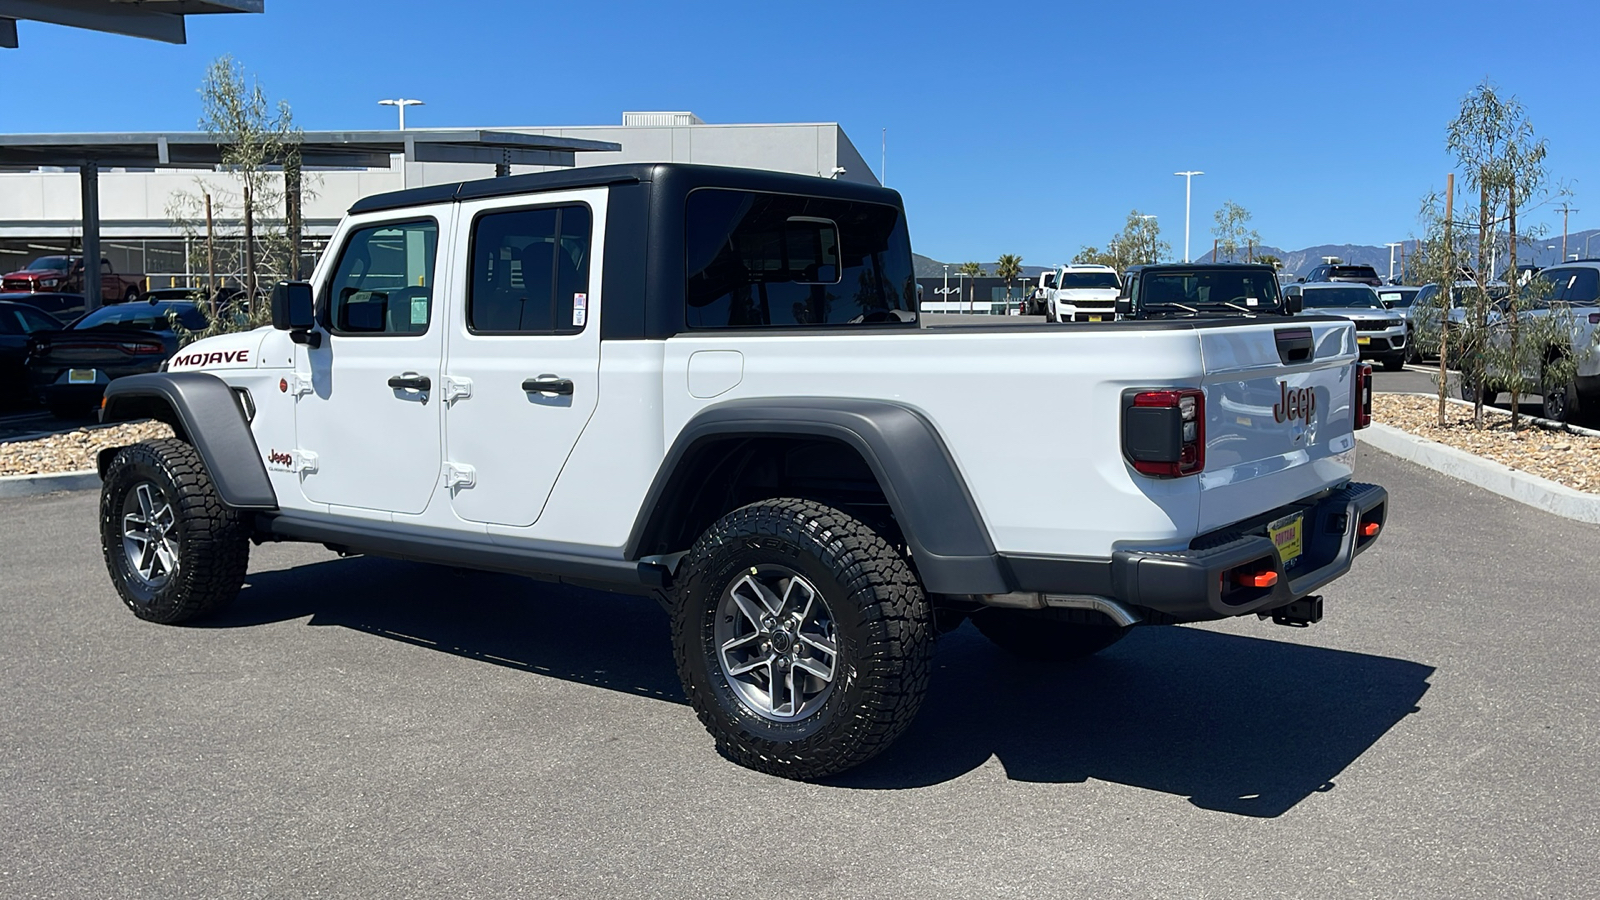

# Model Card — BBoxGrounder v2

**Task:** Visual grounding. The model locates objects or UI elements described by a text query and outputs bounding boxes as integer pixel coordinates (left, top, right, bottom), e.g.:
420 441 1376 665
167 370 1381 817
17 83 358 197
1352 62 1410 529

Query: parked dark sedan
0 291 87 321
26 300 207 418
0 301 69 409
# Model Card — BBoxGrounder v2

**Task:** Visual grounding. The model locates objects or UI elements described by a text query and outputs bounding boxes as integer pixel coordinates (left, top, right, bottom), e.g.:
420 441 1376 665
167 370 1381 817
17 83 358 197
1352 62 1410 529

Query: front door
441 191 604 527
294 213 450 515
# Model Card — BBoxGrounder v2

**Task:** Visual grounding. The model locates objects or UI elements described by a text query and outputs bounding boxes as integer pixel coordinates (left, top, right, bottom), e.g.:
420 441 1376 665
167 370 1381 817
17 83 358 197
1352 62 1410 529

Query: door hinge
442 462 476 490
295 449 319 474
291 373 315 397
442 375 473 403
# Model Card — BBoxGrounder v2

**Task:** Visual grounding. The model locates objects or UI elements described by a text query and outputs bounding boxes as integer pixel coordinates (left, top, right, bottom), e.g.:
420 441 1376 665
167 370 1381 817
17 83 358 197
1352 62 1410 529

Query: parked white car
1046 264 1122 322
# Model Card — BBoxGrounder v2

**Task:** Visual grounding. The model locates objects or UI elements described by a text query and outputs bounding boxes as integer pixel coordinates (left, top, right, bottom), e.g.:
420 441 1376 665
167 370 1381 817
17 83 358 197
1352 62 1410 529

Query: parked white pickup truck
94 164 1387 779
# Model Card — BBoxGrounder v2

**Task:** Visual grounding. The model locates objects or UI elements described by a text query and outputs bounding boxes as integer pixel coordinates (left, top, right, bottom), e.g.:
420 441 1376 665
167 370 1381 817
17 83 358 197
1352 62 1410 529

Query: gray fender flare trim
99 372 278 510
626 397 1007 595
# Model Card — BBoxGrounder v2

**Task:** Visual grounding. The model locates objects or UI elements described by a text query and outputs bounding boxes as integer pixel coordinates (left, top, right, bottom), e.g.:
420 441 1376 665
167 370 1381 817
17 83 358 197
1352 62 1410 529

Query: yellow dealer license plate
68 369 97 384
1357 336 1371 345
1269 513 1304 568
1087 315 1103 322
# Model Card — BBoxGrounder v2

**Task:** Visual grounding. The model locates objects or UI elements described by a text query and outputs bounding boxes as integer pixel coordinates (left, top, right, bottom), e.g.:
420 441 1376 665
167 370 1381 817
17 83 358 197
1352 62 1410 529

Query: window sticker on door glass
411 297 428 325
573 293 587 327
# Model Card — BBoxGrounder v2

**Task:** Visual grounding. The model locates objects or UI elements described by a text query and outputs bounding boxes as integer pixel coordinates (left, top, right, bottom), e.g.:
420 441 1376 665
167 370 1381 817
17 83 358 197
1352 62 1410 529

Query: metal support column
79 158 102 311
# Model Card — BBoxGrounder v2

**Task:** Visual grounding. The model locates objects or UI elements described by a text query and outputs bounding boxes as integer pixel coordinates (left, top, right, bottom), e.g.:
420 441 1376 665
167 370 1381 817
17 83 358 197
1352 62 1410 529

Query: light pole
1587 233 1600 258
1173 171 1203 262
1385 242 1402 282
378 97 424 131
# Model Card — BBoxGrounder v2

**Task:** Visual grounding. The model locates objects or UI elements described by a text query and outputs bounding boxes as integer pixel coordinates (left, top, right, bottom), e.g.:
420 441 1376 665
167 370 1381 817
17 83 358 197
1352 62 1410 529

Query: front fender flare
100 372 278 510
627 397 1007 595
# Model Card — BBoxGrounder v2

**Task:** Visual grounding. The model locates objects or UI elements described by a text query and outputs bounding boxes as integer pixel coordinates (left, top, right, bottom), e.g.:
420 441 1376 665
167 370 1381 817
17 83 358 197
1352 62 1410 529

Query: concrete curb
0 470 100 499
1358 423 1600 524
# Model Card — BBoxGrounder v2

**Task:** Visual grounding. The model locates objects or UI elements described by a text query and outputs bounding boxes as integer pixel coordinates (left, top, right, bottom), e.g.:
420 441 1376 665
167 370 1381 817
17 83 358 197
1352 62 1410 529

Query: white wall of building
0 120 878 241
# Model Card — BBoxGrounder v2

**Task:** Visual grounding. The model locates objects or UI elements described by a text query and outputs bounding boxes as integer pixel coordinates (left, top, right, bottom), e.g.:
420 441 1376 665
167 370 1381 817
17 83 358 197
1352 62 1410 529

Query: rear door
1197 320 1360 532
440 189 606 527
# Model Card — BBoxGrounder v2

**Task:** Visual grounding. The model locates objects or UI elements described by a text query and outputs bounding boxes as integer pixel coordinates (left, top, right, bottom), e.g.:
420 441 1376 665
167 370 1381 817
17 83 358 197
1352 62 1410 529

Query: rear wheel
123 285 140 303
1542 362 1578 423
670 498 933 780
99 439 250 623
971 606 1129 662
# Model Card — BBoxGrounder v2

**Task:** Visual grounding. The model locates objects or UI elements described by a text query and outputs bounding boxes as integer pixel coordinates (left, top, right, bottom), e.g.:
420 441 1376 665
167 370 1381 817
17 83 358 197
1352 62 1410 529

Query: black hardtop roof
348 163 902 215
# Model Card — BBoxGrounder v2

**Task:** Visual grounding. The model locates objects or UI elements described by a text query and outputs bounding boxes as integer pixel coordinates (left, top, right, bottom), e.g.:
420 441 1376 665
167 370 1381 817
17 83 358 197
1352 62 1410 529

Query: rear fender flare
626 398 1007 595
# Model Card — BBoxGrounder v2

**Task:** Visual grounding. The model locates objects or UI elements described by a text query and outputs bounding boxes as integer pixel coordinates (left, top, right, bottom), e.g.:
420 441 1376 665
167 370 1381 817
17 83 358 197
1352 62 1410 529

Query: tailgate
1197 320 1361 532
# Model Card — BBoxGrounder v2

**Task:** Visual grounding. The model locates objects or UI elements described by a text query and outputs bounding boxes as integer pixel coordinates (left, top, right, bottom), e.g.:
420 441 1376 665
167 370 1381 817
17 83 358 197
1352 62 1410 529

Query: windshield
71 303 206 332
1377 289 1418 308
1138 269 1282 312
23 256 73 272
1303 287 1382 309
1057 271 1120 289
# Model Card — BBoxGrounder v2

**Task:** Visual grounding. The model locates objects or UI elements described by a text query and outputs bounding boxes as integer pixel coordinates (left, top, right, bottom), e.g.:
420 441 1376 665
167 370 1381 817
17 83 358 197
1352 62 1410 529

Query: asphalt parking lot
3 446 1598 899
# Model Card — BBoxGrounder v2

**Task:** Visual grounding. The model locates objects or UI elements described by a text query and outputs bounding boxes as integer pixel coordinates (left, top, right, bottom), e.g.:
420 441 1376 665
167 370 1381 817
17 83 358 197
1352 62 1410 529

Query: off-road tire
99 438 250 624
670 498 934 780
971 606 1128 662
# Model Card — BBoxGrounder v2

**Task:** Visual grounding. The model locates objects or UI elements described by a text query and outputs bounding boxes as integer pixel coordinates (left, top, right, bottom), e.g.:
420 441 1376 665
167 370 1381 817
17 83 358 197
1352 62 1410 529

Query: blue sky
3 0 1598 266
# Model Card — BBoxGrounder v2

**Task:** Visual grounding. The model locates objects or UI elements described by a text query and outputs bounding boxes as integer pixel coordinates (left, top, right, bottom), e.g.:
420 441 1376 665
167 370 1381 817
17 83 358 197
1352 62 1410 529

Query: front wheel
670 498 934 780
99 439 250 623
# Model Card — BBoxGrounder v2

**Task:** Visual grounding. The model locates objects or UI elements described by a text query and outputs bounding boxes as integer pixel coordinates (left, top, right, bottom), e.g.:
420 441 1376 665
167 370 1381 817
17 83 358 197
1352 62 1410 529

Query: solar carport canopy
0 129 621 308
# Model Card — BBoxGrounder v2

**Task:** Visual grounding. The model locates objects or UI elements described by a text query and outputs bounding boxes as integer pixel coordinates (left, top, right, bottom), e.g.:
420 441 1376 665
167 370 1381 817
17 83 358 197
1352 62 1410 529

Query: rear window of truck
684 190 918 328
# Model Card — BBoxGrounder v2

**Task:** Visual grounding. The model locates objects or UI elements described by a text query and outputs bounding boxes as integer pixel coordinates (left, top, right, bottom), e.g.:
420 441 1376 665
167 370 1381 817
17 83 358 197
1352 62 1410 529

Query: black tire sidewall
99 441 240 623
679 522 879 749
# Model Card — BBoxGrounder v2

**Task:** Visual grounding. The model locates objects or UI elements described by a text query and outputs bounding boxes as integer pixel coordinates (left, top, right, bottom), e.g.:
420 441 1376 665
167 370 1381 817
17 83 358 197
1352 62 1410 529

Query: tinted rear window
1331 266 1379 280
1138 269 1282 310
1303 287 1381 309
685 189 917 328
72 303 205 331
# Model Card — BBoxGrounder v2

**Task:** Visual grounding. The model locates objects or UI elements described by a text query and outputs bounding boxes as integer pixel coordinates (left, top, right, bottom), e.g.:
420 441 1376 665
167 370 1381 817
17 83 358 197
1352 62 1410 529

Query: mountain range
916 228 1600 280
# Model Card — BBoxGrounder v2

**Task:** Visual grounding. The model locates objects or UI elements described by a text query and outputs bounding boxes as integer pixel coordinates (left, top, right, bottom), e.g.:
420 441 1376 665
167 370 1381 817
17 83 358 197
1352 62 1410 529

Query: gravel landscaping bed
0 420 174 477
1375 393 1600 494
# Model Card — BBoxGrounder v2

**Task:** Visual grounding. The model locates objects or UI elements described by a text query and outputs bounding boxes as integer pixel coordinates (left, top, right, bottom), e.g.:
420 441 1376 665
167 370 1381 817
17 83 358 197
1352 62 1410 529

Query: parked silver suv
1284 283 1407 370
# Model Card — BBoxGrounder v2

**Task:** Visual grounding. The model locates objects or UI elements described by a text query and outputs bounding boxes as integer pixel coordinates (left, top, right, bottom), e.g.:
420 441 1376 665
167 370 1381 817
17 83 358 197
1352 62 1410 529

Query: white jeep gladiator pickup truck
94 163 1387 779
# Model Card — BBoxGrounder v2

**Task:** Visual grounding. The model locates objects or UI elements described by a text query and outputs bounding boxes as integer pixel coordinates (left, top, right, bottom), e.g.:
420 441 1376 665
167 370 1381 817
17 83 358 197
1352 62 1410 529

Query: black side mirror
1114 298 1133 317
271 281 319 346
1284 294 1303 314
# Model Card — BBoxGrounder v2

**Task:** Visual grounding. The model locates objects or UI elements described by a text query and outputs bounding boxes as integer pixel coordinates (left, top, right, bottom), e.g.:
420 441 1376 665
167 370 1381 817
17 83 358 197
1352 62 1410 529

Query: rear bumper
999 482 1388 623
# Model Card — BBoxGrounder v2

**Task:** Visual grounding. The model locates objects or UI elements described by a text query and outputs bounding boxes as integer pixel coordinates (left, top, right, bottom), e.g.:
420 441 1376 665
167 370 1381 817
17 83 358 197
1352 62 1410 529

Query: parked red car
1 256 144 302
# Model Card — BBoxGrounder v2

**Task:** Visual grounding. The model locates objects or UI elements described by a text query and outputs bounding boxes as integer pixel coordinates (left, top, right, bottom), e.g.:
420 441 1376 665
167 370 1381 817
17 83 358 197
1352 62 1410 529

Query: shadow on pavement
219 556 1432 817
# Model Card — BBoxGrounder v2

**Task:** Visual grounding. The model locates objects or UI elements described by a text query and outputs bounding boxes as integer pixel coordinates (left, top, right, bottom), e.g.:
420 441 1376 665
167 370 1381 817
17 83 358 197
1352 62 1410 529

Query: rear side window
685 189 917 328
1564 268 1599 304
326 220 439 335
468 204 592 334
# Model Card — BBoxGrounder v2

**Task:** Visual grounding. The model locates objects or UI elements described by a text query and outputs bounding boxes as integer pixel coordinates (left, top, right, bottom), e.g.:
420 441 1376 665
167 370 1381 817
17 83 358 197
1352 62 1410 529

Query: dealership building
0 113 879 289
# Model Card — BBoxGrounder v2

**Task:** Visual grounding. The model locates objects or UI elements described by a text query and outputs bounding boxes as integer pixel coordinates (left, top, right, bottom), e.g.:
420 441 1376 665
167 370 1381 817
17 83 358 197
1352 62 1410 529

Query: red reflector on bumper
1361 522 1380 537
1238 571 1279 589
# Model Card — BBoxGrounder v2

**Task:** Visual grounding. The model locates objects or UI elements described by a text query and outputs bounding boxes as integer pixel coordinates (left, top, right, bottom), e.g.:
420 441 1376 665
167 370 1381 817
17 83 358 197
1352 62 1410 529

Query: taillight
1353 363 1373 429
1123 388 1205 477
120 342 165 355
1588 313 1600 325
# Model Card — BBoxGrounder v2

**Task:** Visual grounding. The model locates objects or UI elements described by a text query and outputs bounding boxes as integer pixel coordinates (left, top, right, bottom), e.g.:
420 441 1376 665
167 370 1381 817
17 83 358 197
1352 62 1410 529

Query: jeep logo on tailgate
1274 382 1316 423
